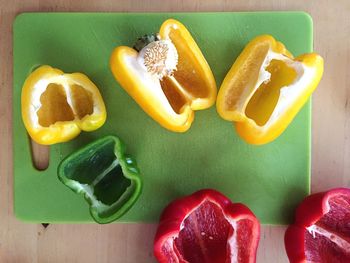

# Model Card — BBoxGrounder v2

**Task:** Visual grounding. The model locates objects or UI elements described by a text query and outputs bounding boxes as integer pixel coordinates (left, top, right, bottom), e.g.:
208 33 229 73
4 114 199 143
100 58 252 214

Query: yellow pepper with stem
110 19 217 132
216 35 324 145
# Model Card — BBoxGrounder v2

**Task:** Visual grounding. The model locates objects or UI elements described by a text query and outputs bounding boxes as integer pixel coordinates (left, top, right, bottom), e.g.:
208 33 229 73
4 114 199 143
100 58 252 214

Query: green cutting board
13 12 312 224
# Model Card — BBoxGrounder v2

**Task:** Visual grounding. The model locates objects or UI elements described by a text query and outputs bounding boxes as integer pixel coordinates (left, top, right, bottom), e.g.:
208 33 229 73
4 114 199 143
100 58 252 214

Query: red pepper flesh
154 189 260 263
285 188 350 263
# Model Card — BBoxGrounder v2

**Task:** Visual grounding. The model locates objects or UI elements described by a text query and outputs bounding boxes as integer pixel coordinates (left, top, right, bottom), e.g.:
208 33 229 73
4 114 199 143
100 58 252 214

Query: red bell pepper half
154 189 260 263
285 188 350 263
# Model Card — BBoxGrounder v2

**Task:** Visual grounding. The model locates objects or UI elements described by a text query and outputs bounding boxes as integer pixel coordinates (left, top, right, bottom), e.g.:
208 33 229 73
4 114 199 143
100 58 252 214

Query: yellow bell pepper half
216 35 324 145
110 19 217 132
21 65 107 145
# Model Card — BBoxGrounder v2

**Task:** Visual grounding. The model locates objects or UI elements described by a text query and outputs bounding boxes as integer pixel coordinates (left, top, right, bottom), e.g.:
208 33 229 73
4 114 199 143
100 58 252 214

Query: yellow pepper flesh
110 19 217 132
21 65 107 145
216 35 324 145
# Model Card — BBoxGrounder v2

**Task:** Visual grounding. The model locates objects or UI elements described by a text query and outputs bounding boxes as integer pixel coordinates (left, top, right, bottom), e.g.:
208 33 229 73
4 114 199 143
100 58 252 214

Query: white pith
29 76 101 129
307 224 350 253
71 181 109 210
305 196 350 254
66 158 133 211
240 49 317 128
227 219 238 261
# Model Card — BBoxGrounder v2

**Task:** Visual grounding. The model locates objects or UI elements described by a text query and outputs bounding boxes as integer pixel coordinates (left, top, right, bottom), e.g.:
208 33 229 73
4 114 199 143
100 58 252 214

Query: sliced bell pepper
285 188 350 262
110 19 217 132
21 65 106 145
154 189 260 263
216 35 324 145
57 135 142 224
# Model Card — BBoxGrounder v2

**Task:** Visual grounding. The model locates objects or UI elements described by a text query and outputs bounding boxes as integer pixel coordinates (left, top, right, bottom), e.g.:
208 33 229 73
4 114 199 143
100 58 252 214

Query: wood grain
1 0 350 262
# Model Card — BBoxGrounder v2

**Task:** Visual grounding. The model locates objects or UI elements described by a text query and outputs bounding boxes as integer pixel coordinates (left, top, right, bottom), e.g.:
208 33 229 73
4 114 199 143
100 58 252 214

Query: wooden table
1 1 349 262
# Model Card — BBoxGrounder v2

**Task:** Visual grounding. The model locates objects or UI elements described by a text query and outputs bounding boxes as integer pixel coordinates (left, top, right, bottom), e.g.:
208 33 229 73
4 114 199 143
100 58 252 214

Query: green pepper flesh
58 135 142 224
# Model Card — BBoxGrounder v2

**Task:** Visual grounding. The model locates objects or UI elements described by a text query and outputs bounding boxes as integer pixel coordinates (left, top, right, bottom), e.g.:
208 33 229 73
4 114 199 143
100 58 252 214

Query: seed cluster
143 41 178 79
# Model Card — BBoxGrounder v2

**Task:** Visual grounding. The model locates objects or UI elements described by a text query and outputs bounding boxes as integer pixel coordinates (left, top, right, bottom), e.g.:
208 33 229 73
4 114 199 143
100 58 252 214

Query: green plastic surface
13 12 313 224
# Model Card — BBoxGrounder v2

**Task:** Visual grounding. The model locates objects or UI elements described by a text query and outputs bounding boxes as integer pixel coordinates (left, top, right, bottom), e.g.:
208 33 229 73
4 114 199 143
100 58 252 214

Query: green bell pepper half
57 135 142 224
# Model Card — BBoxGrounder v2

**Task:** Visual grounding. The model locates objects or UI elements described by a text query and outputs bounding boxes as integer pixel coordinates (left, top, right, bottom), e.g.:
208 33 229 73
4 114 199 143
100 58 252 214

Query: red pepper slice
285 188 350 263
154 189 260 263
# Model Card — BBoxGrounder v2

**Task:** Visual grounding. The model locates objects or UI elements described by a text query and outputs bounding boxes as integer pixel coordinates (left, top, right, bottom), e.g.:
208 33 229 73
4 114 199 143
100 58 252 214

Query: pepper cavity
37 82 94 127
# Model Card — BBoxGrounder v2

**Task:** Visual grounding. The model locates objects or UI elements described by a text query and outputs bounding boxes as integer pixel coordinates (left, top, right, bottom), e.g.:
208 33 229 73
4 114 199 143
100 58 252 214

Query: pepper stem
133 33 160 52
